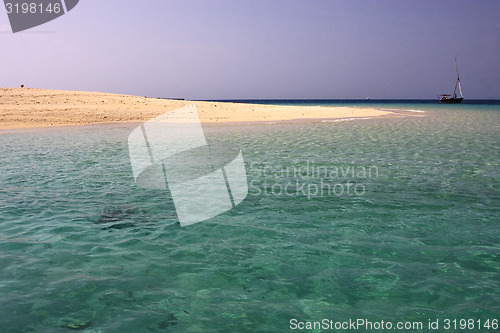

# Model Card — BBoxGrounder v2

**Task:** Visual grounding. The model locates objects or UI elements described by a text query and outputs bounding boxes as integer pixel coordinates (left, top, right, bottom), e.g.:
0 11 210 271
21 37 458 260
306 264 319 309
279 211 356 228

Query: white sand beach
0 88 397 129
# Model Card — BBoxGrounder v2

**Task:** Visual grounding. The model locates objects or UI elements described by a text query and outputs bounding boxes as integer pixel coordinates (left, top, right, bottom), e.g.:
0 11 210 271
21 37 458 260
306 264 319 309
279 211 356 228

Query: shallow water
0 103 499 332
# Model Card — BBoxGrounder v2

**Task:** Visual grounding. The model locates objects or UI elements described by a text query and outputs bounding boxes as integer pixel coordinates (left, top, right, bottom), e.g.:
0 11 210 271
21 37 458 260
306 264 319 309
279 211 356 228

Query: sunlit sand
0 88 397 129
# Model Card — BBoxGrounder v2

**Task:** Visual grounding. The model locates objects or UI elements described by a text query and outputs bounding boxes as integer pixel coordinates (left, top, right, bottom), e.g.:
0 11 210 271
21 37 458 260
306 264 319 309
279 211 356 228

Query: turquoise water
0 103 499 332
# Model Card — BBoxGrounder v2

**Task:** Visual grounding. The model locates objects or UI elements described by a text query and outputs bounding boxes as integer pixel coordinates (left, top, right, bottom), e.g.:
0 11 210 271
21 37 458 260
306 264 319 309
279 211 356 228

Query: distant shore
0 88 398 129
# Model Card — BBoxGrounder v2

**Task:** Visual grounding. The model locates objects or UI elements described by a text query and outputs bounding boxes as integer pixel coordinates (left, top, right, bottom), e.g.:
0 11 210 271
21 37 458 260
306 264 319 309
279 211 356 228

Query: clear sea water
0 101 499 332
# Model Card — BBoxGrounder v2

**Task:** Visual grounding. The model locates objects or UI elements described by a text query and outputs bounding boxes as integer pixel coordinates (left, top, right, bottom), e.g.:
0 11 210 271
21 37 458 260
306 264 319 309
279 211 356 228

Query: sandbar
0 88 398 129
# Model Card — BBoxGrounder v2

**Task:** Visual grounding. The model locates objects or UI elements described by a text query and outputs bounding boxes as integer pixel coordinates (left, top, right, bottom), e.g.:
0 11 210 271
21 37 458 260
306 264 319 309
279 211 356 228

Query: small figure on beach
20 84 24 88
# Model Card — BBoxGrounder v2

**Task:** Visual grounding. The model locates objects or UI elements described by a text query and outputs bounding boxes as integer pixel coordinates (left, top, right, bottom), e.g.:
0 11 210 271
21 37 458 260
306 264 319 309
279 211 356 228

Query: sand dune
0 88 396 129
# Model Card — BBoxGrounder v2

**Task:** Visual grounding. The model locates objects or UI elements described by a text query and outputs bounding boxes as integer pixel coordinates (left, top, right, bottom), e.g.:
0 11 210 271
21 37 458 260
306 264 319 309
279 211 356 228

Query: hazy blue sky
1 0 499 99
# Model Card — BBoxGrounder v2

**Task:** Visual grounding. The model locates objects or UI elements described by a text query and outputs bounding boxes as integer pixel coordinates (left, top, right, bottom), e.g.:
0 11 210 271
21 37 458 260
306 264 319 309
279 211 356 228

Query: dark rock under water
96 206 142 230
95 206 178 229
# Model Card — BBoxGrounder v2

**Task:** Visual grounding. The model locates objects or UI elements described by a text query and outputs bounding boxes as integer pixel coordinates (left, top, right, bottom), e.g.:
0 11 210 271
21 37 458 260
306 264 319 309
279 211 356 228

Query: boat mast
454 57 463 98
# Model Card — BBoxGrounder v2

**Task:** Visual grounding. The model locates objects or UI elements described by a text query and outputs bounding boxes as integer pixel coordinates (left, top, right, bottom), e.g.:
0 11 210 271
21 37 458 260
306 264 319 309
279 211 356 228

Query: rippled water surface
1 103 499 332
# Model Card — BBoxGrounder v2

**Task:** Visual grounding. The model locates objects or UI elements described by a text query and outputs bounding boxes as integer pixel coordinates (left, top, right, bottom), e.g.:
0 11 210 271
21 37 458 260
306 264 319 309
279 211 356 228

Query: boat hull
439 97 463 104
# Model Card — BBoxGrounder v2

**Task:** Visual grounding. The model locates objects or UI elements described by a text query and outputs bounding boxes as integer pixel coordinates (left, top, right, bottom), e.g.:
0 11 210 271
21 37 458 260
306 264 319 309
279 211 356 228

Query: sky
1 0 499 100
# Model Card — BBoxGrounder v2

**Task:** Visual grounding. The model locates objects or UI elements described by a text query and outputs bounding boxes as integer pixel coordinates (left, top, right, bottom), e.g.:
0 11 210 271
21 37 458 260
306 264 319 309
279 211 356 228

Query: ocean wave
322 117 372 122
379 108 426 113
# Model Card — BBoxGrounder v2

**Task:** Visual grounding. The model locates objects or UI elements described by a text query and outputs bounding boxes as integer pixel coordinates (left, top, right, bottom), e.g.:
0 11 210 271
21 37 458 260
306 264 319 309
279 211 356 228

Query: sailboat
439 58 464 103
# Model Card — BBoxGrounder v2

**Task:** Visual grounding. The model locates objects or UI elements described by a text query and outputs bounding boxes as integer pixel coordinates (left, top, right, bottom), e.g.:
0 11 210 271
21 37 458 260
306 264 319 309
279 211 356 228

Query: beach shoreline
0 88 401 130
